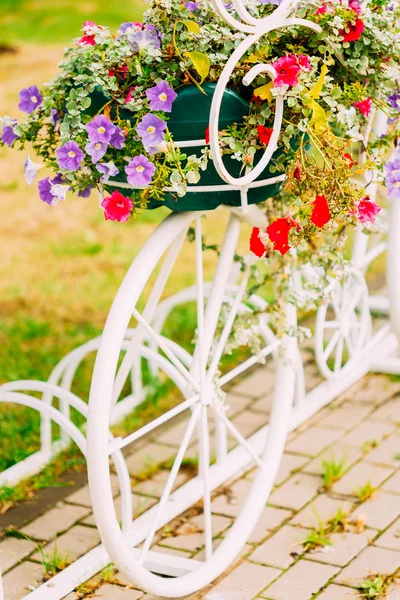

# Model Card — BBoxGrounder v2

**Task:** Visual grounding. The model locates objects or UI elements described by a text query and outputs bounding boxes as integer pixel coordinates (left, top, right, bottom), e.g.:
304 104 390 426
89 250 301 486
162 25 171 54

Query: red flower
294 163 301 179
272 55 301 88
357 197 381 223
101 191 133 223
251 95 263 106
267 217 297 255
125 87 136 104
316 3 328 14
78 34 96 46
257 125 273 145
353 98 372 117
205 125 210 144
311 194 330 228
340 17 364 42
344 152 356 168
250 227 266 257
297 54 312 71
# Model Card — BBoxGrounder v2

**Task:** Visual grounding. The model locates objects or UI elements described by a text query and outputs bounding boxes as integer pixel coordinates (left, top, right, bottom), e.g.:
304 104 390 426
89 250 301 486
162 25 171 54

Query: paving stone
338 420 394 449
224 392 253 416
230 368 275 399
211 479 253 517
335 546 400 586
204 561 281 599
375 517 400 551
291 495 353 529
229 409 267 441
364 434 400 468
302 444 363 477
125 444 176 477
0 536 36 573
308 531 371 567
261 559 339 600
83 493 158 526
247 392 274 415
31 525 100 562
2 560 45 600
95 584 144 598
159 514 231 552
247 506 292 543
316 404 373 430
387 580 400 600
22 503 90 541
332 462 393 497
382 470 400 495
350 491 400 530
249 525 307 569
269 473 321 511
286 427 344 457
274 453 308 486
65 474 120 507
341 376 400 407
370 396 400 424
315 584 357 599
132 469 189 497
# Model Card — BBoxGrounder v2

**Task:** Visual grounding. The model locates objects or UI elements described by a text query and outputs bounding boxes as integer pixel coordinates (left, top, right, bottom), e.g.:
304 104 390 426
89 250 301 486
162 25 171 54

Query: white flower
50 183 69 205
24 154 43 185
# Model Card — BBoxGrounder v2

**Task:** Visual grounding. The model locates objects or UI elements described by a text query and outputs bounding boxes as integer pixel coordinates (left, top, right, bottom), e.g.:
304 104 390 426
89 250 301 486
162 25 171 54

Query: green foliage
39 540 70 577
355 481 376 502
358 573 397 599
321 454 348 488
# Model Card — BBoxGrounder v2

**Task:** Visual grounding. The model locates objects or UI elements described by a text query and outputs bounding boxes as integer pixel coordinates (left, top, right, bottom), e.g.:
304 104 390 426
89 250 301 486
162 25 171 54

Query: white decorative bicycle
1 0 399 598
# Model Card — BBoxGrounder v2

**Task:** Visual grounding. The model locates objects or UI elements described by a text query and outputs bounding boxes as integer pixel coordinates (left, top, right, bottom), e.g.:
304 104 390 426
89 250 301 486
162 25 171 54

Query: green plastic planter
92 83 287 211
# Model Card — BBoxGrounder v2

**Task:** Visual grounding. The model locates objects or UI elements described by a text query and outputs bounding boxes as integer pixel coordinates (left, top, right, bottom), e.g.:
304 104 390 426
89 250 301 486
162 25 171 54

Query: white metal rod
104 175 285 193
139 404 201 562
132 308 201 393
107 394 199 455
218 340 280 386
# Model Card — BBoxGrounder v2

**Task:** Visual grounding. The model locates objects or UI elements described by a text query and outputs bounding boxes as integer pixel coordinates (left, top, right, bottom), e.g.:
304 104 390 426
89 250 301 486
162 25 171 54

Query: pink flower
297 55 312 71
357 197 381 223
353 98 372 117
101 191 133 223
272 55 301 87
125 87 136 104
316 4 328 14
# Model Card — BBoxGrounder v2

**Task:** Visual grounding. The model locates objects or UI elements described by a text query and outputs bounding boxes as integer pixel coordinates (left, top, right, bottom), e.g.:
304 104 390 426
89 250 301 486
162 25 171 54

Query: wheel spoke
344 285 363 320
322 329 341 361
210 400 263 468
323 321 339 330
206 264 251 385
140 404 201 563
218 340 280 387
334 335 344 373
107 393 200 455
112 231 187 403
345 333 354 357
199 404 213 560
132 308 201 393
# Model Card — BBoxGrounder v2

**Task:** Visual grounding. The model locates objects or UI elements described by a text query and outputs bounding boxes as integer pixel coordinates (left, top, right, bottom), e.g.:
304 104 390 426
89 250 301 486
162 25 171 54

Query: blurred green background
0 0 144 44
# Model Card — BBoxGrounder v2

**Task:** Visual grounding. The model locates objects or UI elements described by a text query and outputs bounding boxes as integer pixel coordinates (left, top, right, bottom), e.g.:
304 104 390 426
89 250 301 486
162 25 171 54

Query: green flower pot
94 83 288 211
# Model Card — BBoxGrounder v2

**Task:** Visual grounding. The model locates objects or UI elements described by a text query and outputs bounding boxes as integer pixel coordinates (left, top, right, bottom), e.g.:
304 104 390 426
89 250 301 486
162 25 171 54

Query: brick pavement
1 362 400 600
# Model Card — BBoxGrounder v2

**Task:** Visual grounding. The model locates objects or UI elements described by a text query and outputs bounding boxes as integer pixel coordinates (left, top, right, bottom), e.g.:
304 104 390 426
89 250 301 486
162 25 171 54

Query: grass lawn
0 0 145 45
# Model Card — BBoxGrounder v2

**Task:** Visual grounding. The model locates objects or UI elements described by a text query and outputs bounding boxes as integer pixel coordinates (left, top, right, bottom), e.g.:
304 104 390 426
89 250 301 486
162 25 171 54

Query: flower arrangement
1 0 400 261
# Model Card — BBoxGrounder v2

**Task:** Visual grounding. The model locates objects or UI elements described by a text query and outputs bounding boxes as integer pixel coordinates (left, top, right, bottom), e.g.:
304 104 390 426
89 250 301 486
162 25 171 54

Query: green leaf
81 97 92 109
182 20 201 34
67 101 77 112
69 89 77 101
184 51 210 82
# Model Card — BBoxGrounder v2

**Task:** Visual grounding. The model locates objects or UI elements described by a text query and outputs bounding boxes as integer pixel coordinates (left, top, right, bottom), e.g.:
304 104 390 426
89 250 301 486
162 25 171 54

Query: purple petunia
388 91 400 111
384 154 400 199
125 155 156 187
109 125 126 149
128 26 161 52
258 0 282 4
18 86 43 114
119 21 142 35
78 185 93 198
136 114 166 152
184 1 199 10
38 175 68 205
146 81 177 113
1 123 19 147
56 141 85 171
50 108 61 127
86 115 114 144
97 161 119 183
24 154 43 185
85 140 108 163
